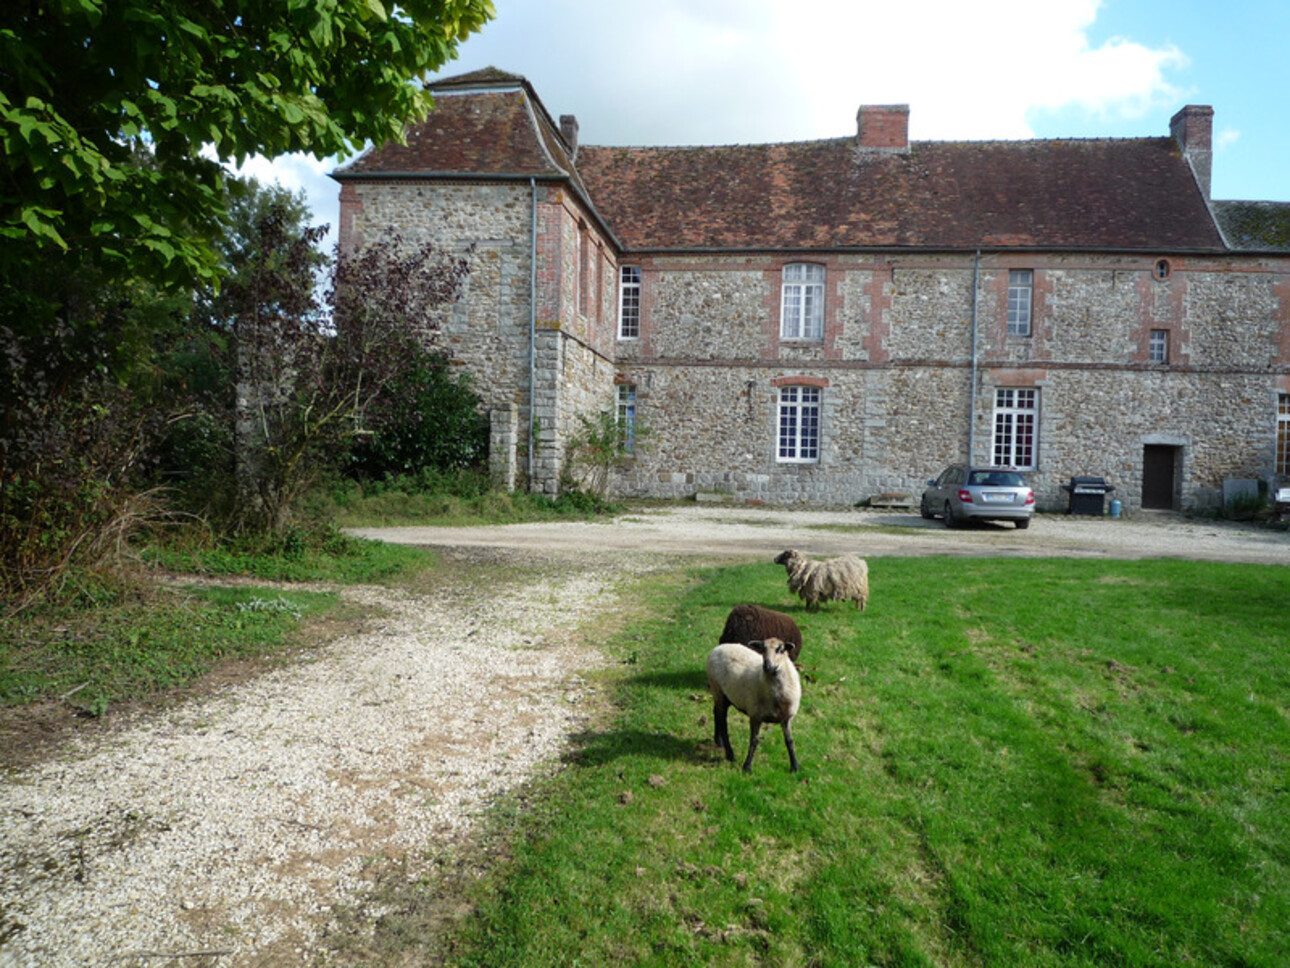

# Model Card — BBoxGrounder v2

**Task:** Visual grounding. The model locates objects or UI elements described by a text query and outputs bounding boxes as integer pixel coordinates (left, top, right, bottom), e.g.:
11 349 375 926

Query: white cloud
1215 127 1241 151
240 0 1194 238
422 0 1190 147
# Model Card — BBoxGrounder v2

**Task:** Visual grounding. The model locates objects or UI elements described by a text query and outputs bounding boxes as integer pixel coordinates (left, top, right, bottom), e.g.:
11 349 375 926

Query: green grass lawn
2 534 436 717
405 556 1288 968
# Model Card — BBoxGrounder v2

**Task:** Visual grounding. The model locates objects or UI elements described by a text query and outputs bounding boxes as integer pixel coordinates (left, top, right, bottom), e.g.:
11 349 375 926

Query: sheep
719 603 803 664
774 549 869 613
706 637 801 772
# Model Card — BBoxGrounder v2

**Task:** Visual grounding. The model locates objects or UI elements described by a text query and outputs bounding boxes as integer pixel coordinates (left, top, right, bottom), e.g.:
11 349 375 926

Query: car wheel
920 497 935 520
1015 517 1031 530
944 502 958 528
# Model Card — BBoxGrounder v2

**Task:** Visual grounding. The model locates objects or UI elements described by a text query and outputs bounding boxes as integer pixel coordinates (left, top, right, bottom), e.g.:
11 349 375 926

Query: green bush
345 349 488 482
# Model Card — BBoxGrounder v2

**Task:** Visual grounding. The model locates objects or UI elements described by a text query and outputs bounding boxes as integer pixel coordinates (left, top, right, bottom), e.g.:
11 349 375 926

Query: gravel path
350 503 1290 567
0 555 654 968
2 505 1285 967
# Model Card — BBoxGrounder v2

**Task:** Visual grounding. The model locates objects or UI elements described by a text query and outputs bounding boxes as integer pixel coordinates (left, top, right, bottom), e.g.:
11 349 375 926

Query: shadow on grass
564 727 713 769
623 669 706 692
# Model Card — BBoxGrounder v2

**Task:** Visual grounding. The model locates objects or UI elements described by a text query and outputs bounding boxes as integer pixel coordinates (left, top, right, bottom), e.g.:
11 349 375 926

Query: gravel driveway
350 503 1290 567
2 506 1285 967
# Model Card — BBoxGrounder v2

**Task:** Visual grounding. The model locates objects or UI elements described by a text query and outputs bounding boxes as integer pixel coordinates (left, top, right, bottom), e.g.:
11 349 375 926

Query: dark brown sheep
719 603 803 663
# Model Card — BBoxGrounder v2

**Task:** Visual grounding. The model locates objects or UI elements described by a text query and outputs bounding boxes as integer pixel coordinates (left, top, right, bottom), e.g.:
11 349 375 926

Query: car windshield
968 471 1025 487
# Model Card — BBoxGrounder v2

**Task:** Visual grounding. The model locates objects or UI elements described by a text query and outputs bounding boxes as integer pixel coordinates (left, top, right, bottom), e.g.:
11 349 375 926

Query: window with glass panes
617 383 637 454
1007 270 1033 336
777 386 821 462
1149 329 1169 363
618 266 641 339
781 264 825 340
992 387 1038 469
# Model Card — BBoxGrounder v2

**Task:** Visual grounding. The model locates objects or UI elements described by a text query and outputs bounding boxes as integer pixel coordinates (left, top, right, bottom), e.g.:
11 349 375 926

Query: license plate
981 491 1010 503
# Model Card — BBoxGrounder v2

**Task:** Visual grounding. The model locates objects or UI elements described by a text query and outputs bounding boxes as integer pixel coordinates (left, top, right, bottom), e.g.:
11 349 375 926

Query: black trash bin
1062 476 1116 515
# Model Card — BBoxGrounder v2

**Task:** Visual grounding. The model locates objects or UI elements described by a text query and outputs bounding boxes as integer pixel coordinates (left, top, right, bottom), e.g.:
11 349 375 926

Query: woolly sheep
706 637 801 772
719 603 804 664
774 549 869 613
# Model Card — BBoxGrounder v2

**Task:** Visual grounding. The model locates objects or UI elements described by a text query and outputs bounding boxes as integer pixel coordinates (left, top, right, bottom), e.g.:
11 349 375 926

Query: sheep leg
742 719 763 773
713 694 734 762
782 721 799 772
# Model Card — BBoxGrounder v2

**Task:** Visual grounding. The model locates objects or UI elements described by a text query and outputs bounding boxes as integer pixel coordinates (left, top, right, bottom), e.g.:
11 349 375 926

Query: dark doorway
1142 445 1180 509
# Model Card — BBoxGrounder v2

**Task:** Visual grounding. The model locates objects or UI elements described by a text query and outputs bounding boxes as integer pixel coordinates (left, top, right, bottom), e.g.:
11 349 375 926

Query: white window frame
992 387 1038 470
618 266 641 339
1007 269 1033 337
1149 329 1169 364
777 385 821 463
616 383 637 454
781 263 825 340
1277 394 1290 477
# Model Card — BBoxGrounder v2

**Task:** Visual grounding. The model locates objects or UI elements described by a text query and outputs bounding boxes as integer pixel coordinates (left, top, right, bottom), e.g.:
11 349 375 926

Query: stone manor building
333 68 1290 511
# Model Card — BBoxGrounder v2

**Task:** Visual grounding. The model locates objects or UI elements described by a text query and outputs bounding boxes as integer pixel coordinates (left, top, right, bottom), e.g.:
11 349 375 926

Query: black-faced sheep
719 603 803 663
774 549 869 612
706 637 801 772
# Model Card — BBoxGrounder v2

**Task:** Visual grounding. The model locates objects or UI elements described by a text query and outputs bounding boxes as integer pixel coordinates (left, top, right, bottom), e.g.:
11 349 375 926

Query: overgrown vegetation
0 582 333 719
562 405 649 499
348 556 1289 968
1 531 435 717
2 0 496 609
322 469 621 527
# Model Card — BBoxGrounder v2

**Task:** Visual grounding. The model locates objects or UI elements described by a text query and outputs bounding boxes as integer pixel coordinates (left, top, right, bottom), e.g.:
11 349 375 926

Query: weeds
320 471 621 526
0 583 335 718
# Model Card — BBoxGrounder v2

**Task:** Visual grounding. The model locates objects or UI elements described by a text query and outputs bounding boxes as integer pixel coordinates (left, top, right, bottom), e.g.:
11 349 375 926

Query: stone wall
610 252 1290 508
341 178 621 494
341 179 1290 510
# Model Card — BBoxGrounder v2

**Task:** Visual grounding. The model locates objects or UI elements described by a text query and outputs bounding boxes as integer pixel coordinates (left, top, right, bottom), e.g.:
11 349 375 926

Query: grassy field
1 534 435 717
373 555 1289 968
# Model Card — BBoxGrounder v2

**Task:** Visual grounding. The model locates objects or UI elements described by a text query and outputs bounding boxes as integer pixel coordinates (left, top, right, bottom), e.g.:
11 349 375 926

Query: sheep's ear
746 639 768 656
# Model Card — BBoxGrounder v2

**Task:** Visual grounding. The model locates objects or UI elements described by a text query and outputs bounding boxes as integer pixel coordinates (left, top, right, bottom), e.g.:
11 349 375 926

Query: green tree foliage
159 179 325 518
227 216 471 533
345 350 488 481
0 0 494 290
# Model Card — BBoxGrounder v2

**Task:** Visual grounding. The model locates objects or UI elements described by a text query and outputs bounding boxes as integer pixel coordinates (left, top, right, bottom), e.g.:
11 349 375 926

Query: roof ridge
579 134 1172 153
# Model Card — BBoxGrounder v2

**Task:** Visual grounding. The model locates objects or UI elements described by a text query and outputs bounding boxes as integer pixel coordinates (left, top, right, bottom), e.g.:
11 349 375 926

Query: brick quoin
1274 278 1290 365
1132 265 1190 364
861 265 893 363
337 183 364 250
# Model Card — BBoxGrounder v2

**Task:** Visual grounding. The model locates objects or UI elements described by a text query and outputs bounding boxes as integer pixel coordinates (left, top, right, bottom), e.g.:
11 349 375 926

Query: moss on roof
1212 201 1290 252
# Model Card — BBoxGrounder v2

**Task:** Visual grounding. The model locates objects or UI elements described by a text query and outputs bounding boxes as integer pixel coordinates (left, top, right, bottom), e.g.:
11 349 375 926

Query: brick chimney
856 104 910 155
560 114 579 162
1170 104 1213 199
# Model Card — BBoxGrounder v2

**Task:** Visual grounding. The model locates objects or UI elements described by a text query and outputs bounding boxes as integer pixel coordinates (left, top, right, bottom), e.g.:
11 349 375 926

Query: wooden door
1142 445 1178 509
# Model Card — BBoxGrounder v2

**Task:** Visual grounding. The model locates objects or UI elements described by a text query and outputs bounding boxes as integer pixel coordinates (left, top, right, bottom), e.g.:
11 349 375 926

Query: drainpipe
968 249 980 462
528 177 537 489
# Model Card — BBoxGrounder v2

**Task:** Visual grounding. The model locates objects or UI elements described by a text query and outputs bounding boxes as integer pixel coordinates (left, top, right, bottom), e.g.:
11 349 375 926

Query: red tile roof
337 70 1226 254
576 138 1223 252
338 81 574 178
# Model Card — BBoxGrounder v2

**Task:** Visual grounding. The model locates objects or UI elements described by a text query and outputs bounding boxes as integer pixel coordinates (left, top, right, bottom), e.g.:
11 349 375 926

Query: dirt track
348 503 1290 567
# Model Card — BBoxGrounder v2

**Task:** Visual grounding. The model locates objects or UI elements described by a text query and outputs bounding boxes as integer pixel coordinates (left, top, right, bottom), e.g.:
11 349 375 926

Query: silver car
920 464 1035 529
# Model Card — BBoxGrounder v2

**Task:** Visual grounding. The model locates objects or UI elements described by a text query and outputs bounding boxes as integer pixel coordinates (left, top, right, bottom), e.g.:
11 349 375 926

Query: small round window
1154 259 1171 280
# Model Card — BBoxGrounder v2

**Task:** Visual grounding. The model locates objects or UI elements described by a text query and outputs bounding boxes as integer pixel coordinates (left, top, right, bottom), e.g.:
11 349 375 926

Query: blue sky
248 0 1290 246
